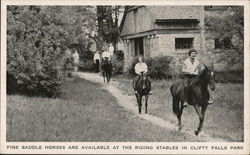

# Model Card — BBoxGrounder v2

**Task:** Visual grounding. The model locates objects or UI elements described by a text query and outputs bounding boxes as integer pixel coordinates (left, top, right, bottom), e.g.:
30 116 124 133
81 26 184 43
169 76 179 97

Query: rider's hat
188 49 197 56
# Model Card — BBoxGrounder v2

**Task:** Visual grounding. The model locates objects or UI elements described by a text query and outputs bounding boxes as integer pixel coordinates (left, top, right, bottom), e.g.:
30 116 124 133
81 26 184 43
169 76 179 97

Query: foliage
114 50 124 61
127 56 174 80
7 6 96 97
78 60 95 72
97 6 120 51
205 6 244 65
146 56 174 79
111 50 124 75
214 69 243 83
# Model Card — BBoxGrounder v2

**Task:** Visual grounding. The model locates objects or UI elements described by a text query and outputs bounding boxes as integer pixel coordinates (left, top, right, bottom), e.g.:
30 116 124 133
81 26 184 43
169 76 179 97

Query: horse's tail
170 84 180 116
172 97 180 116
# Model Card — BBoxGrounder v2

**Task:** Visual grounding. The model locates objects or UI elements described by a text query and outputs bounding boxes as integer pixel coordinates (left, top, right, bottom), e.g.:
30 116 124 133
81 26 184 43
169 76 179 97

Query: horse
134 72 151 114
101 59 112 83
170 65 215 135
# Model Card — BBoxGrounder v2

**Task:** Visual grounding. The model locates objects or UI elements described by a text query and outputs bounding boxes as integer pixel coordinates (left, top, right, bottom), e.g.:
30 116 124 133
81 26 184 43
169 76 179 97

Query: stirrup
208 100 213 105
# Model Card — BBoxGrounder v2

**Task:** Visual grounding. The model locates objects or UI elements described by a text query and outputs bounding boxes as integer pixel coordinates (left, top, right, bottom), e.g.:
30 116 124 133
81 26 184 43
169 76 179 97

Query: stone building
118 6 205 71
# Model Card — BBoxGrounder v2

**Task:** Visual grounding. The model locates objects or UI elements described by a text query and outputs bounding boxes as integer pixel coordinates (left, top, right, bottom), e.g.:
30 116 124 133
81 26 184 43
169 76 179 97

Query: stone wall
120 32 204 72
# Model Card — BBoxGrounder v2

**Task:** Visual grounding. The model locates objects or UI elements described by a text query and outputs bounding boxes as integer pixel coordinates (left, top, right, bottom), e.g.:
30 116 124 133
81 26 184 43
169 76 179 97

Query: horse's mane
190 68 208 87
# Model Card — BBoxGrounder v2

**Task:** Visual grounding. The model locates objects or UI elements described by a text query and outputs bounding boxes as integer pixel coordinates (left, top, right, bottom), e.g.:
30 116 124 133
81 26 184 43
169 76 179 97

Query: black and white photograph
1 0 249 154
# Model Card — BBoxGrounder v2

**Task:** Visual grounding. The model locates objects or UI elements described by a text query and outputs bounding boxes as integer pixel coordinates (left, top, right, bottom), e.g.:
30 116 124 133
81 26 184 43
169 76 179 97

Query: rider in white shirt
72 49 79 72
133 56 152 95
93 51 101 72
102 50 111 61
182 49 213 104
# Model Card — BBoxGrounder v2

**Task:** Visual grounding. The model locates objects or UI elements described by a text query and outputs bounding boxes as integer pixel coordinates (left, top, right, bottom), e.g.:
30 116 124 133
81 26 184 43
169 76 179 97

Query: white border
1 0 250 154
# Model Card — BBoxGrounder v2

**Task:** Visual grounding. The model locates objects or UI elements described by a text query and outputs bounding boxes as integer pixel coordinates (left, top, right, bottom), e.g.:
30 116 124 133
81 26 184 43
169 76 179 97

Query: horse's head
200 64 216 91
137 71 150 91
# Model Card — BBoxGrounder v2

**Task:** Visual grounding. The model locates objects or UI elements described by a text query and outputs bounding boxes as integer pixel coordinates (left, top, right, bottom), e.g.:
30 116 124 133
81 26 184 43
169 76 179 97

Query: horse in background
170 65 215 135
101 59 112 83
134 72 151 114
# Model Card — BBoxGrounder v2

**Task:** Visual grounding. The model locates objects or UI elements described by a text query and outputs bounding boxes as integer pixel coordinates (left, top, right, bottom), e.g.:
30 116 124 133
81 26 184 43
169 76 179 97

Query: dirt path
74 72 226 142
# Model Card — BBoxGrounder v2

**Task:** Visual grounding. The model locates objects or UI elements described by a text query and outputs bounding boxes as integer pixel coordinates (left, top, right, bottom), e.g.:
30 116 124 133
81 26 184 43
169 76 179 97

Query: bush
127 56 174 80
78 60 95 72
112 50 124 75
7 46 66 97
214 70 243 83
7 6 76 97
112 60 124 75
146 56 173 79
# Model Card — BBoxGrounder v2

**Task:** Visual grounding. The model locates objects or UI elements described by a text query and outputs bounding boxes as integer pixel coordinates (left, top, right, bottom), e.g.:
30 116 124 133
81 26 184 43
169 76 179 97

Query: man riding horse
101 49 112 83
102 49 112 62
133 56 152 114
133 56 152 95
182 49 213 105
170 49 216 135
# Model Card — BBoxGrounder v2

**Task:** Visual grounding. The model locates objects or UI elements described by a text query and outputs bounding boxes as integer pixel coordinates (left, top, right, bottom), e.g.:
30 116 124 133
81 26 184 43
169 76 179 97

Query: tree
7 6 96 97
205 6 244 65
96 6 120 52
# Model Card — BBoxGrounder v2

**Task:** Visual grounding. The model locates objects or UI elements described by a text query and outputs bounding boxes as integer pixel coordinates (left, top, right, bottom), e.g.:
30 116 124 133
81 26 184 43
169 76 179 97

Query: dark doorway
135 37 144 57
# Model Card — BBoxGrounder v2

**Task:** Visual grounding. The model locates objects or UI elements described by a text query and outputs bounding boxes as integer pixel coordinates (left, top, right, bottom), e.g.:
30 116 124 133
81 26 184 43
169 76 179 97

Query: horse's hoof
178 125 183 131
195 130 199 136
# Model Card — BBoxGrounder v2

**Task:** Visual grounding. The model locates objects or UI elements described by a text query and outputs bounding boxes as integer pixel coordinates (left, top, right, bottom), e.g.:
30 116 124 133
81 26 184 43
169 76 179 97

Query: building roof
147 6 202 20
118 5 203 32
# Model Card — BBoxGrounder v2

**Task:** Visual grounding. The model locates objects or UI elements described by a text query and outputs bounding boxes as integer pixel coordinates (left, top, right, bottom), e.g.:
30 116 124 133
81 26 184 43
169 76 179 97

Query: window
175 38 194 50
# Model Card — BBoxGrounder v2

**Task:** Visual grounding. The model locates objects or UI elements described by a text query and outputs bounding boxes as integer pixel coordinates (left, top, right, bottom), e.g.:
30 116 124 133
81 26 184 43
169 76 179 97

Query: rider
133 56 152 95
72 48 79 72
102 49 112 62
182 49 213 104
93 50 101 72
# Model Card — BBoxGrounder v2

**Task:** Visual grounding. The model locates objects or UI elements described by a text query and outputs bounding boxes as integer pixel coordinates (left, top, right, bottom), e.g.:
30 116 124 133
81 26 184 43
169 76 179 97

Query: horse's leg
145 95 149 114
102 72 105 83
137 95 142 114
178 101 185 131
193 103 204 135
198 104 208 134
110 71 112 82
108 71 111 83
172 97 182 131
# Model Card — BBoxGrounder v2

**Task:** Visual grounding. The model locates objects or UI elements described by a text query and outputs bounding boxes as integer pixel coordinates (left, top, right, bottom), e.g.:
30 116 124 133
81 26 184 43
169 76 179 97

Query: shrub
146 56 173 79
112 60 124 75
112 50 124 75
7 6 75 97
78 60 95 72
127 59 138 78
214 69 243 83
7 45 66 97
127 56 174 80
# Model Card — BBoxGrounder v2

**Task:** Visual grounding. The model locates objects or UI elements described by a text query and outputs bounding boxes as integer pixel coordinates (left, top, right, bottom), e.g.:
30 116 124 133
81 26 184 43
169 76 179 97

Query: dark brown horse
101 59 112 83
134 72 151 114
170 65 215 135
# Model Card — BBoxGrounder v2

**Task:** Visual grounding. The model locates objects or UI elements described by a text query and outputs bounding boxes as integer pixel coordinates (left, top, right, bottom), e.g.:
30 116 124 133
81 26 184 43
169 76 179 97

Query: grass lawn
113 76 244 142
7 76 202 142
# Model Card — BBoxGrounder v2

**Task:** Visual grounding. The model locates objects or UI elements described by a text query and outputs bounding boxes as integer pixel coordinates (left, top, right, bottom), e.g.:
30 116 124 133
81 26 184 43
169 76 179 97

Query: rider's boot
208 98 213 105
